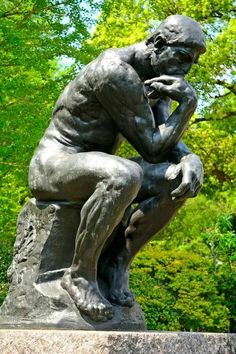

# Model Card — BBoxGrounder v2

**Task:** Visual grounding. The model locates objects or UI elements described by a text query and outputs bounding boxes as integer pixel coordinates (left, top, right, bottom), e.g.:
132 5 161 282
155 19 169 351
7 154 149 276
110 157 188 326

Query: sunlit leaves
0 0 102 302
131 244 230 331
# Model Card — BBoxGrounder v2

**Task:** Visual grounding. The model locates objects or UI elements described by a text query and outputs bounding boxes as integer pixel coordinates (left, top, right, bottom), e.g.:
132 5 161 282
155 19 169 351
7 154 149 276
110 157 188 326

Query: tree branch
0 0 24 18
0 11 25 18
191 111 236 125
210 92 231 99
0 162 20 167
216 80 236 95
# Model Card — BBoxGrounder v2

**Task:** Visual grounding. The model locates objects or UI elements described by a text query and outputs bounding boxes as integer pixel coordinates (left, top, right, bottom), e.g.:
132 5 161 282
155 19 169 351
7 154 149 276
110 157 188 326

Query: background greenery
0 0 235 332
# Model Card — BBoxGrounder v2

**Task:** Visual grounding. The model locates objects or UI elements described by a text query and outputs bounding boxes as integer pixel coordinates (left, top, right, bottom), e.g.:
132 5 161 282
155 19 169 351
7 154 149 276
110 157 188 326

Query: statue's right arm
93 59 197 164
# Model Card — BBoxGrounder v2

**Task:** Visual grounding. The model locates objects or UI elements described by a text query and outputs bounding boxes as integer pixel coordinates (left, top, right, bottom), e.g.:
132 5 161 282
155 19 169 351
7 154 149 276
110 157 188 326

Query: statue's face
151 45 201 77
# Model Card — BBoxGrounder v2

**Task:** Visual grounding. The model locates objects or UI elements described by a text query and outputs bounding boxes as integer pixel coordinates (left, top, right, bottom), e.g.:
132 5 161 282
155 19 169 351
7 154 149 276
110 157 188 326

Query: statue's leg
98 159 185 307
30 151 143 321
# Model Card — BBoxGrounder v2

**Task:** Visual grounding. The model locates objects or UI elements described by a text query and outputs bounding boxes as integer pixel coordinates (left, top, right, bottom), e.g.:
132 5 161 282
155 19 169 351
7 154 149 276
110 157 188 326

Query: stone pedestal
0 330 235 354
0 199 145 330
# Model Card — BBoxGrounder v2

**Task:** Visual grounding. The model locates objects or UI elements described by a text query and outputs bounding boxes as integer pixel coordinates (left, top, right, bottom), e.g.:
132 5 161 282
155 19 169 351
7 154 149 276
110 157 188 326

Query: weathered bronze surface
0 15 206 328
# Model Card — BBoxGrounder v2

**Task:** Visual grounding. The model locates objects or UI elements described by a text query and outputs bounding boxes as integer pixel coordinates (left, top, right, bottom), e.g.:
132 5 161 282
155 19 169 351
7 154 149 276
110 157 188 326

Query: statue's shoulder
92 49 143 98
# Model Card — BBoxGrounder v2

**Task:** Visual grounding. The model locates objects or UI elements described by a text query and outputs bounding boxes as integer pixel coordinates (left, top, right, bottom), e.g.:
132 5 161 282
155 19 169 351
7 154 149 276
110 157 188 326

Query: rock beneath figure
0 199 145 330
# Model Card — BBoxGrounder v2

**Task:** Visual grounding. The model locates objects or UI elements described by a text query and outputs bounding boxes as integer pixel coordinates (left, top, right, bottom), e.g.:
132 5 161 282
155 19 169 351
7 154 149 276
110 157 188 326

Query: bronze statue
1 15 206 326
28 14 206 322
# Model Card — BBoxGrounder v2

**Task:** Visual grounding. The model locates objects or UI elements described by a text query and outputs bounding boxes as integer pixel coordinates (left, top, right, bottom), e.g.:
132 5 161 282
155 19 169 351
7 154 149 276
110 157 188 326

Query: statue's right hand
145 76 197 105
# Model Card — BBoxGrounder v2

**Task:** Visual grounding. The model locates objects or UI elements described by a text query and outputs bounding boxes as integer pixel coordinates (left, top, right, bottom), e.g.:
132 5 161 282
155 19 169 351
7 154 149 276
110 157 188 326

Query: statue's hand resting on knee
169 154 204 201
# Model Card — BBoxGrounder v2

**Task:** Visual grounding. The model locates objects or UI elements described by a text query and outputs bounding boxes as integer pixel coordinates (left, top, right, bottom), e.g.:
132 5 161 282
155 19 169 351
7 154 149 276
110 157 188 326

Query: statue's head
146 15 206 77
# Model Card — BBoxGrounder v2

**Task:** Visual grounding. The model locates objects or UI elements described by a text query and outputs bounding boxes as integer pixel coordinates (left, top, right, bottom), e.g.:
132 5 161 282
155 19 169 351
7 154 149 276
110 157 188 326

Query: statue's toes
87 302 113 322
121 294 135 308
109 291 135 307
124 290 135 303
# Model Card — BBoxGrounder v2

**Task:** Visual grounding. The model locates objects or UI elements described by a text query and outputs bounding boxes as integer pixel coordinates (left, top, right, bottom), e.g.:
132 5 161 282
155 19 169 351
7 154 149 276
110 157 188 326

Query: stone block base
0 330 235 354
0 199 145 330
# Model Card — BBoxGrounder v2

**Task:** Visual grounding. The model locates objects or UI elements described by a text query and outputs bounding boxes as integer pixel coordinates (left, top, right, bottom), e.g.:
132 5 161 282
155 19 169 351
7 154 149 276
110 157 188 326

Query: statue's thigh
131 157 181 202
32 151 142 201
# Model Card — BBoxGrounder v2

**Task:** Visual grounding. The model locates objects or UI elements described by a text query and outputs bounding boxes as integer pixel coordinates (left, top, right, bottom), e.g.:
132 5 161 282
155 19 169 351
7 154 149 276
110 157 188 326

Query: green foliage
0 0 100 171
82 0 154 61
0 0 102 304
0 171 29 304
217 269 236 333
129 198 235 331
130 243 230 332
202 214 236 268
85 0 236 196
156 195 235 249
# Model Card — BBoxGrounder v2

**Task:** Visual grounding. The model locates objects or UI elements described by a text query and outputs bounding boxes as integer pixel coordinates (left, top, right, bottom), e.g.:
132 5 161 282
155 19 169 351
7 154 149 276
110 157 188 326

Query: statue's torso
37 50 138 158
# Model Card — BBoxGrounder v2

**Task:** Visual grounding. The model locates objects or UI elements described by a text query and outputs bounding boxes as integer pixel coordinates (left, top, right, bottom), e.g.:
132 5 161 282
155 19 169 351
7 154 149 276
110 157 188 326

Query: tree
0 0 100 173
130 242 230 332
202 214 236 272
0 0 102 298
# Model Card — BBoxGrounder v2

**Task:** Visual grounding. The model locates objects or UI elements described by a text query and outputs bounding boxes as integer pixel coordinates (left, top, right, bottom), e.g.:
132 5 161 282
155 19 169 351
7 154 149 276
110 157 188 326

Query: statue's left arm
151 96 204 200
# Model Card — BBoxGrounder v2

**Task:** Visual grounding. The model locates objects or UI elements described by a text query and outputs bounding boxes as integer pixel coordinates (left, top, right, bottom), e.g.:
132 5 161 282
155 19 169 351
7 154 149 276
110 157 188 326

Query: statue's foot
61 269 113 322
99 259 135 307
109 287 135 308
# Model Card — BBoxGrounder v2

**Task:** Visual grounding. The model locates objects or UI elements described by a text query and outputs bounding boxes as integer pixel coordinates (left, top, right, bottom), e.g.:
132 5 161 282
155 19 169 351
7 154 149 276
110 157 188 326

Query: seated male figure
29 15 206 322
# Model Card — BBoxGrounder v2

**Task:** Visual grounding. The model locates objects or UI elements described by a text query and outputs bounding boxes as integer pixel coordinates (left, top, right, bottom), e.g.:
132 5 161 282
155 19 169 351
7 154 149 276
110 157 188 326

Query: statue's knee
121 162 143 194
128 162 143 190
107 161 143 198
